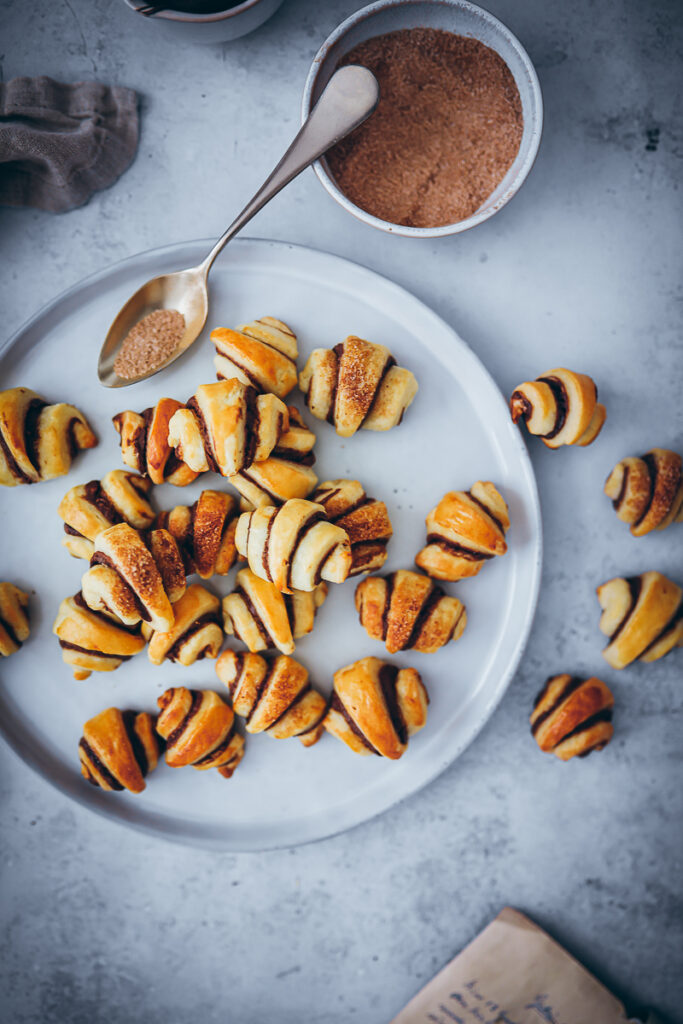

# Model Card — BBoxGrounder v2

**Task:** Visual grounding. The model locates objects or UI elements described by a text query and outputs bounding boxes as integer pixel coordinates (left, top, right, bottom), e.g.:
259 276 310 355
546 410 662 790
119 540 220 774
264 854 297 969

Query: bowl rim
122 0 265 22
301 0 544 238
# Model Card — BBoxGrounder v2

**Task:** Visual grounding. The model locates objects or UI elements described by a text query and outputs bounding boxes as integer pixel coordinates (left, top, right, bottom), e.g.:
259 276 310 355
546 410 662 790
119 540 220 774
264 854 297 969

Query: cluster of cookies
1 341 680 795
2 321 489 794
511 367 683 760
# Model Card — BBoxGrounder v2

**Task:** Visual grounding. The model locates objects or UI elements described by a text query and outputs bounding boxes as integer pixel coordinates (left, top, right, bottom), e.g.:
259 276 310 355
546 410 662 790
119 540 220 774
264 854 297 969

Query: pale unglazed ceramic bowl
302 0 543 237
122 0 285 44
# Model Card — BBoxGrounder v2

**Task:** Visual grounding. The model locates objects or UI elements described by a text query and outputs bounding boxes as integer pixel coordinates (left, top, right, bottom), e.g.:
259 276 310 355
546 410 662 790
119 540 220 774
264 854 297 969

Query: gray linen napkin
0 76 139 212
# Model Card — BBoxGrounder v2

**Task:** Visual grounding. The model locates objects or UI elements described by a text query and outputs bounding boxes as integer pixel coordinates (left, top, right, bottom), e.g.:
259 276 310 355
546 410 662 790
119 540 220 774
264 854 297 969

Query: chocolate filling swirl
79 738 124 790
536 376 569 439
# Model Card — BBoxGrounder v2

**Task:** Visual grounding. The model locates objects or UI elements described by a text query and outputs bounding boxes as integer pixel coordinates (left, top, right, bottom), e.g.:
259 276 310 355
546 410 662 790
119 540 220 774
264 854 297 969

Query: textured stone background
1 1 682 1022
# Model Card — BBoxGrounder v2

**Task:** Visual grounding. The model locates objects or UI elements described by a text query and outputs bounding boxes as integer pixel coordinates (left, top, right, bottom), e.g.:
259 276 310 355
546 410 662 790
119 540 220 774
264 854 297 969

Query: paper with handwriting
390 907 655 1024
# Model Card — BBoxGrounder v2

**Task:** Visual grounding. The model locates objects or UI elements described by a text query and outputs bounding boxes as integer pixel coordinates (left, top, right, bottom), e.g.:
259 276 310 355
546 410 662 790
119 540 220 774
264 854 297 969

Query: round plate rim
0 237 542 851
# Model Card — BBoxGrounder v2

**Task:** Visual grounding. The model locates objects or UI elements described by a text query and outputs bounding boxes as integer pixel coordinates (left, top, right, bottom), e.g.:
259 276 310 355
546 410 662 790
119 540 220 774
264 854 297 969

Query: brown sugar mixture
327 28 524 228
114 308 185 379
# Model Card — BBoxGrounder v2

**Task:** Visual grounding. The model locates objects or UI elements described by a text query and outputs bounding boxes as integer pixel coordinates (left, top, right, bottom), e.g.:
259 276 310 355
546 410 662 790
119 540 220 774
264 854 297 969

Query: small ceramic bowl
302 0 543 237
122 0 285 44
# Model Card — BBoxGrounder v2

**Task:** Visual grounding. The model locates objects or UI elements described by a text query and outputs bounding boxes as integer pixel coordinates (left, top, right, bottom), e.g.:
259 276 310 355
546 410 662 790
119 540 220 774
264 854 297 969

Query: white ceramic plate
0 239 541 850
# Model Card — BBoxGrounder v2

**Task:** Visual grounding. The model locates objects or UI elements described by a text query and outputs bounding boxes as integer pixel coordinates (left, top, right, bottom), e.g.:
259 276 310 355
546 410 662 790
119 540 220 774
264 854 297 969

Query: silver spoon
98 65 379 388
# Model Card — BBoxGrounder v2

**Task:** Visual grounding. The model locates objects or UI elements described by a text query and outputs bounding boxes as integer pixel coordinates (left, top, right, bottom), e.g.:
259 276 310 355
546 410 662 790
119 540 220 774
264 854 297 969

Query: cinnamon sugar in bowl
302 0 542 238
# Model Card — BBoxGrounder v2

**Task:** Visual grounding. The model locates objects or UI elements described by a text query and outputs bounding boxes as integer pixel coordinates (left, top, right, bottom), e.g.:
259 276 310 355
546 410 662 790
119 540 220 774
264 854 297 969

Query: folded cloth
0 76 139 212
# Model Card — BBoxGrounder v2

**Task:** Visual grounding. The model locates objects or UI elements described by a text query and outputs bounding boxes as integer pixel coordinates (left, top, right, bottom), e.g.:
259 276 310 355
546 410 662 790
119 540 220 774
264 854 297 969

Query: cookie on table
530 674 614 760
605 448 683 536
597 571 683 669
510 368 606 448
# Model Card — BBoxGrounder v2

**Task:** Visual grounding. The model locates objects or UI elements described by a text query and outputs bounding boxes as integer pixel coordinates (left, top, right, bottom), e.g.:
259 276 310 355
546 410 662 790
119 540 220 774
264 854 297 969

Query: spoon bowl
97 65 379 388
98 267 208 387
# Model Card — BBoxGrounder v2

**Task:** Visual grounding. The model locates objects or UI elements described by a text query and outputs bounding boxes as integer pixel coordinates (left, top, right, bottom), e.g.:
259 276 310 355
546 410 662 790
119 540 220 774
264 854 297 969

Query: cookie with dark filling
530 675 614 760
59 470 155 560
156 687 245 779
597 571 683 668
416 481 509 582
79 708 162 793
605 448 683 536
212 317 298 399
167 380 289 477
216 649 327 747
0 386 97 487
313 478 393 576
324 656 428 759
299 335 417 437
510 368 605 447
235 498 351 593
223 567 327 656
355 569 466 654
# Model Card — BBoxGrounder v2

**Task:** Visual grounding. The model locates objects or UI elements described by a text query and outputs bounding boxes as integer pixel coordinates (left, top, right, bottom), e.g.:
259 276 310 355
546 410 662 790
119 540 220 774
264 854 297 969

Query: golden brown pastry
79 708 162 793
112 397 198 486
605 448 683 537
222 567 327 655
510 368 606 448
53 592 145 679
324 656 428 759
81 522 185 632
229 407 318 509
0 386 97 486
415 481 509 581
143 583 223 666
212 317 298 399
155 489 239 579
156 687 245 779
299 335 418 437
167 380 289 478
313 479 393 575
235 498 352 593
58 470 155 560
216 650 327 746
355 569 466 654
0 583 30 657
530 675 614 760
597 571 683 669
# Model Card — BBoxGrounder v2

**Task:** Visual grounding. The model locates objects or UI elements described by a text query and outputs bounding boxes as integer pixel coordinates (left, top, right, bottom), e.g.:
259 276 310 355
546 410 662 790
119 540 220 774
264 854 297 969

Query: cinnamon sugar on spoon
327 28 524 228
114 309 185 379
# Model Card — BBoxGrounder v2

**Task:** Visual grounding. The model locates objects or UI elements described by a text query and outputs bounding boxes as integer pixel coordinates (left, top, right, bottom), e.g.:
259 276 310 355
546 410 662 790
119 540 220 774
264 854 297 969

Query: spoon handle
200 65 379 274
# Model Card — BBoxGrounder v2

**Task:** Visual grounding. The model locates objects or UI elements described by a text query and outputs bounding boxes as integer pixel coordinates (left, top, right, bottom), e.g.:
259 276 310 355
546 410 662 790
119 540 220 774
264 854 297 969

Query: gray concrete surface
1 1 682 1021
